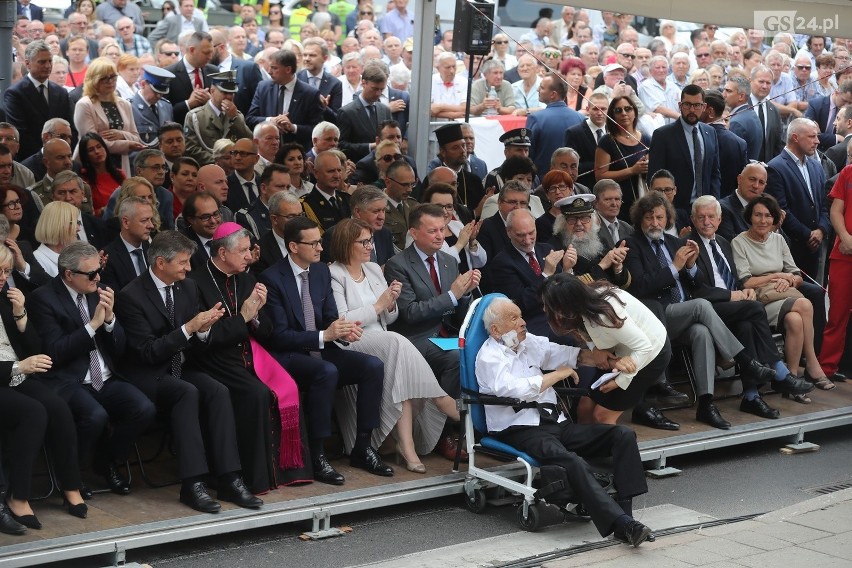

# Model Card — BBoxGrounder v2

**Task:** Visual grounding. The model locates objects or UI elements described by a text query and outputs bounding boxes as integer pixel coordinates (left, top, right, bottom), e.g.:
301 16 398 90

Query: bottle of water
483 86 498 116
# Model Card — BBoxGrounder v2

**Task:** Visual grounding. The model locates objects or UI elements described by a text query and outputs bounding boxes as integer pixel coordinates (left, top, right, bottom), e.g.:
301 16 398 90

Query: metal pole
409 0 439 176
464 53 473 123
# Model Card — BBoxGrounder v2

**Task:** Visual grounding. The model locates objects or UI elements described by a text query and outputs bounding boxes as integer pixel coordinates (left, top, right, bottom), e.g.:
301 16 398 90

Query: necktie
130 248 146 276
205 241 212 257
396 202 404 214
595 128 603 143
426 256 441 294
277 85 286 114
39 83 47 105
151 104 159 120
366 103 377 129
758 102 767 160
692 127 703 201
299 272 321 358
328 195 338 211
710 239 736 291
193 67 202 89
164 285 182 379
244 181 257 202
311 76 320 89
653 239 682 304
609 223 618 243
527 252 542 277
827 104 838 135
76 294 105 391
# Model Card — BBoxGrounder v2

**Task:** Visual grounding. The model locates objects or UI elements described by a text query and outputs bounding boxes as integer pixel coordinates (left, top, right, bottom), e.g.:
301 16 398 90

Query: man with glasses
182 192 224 269
155 40 181 69
383 160 419 250
29 241 156 498
236 163 291 240
649 169 692 236
51 171 105 247
648 85 721 217
255 191 304 273
302 151 352 231
61 13 99 60
185 70 253 167
595 43 639 91
224 138 260 212
193 164 236 226
115 17 150 58
352 120 415 185
104 150 175 229
20 118 74 182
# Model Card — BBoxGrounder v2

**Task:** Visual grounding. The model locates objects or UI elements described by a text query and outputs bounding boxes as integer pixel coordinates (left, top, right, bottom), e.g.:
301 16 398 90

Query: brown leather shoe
435 434 468 461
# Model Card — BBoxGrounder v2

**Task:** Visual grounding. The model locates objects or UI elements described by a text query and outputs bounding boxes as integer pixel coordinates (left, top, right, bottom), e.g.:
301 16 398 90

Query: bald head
429 166 457 186
43 138 73 177
196 164 229 202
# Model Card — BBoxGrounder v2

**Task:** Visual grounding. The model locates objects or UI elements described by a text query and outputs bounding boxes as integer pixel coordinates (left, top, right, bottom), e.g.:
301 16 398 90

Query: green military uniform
384 196 419 251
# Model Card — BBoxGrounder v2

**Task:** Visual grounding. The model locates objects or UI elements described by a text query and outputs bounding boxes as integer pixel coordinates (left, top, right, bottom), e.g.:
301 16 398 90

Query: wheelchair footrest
533 479 566 502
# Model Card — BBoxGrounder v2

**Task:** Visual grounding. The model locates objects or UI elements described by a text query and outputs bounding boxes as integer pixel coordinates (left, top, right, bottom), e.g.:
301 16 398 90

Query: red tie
444 81 453 88
528 252 542 277
427 256 441 294
193 68 202 89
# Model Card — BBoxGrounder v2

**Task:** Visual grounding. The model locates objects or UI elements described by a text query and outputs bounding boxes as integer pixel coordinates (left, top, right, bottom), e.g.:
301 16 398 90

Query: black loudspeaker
451 0 495 55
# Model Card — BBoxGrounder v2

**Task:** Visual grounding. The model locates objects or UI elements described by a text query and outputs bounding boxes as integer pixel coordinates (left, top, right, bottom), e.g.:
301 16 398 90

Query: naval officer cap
209 70 239 93
554 193 596 216
141 65 175 95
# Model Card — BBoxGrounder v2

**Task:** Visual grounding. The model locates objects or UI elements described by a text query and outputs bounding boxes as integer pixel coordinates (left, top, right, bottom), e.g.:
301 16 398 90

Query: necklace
206 259 237 317
348 264 365 283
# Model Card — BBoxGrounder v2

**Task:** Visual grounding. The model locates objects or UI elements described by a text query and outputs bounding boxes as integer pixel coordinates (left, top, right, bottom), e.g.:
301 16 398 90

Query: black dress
597 133 651 221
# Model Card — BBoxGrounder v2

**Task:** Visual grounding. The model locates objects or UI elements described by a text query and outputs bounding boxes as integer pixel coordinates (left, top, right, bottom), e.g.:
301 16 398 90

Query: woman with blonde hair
116 54 141 100
32 201 79 277
688 68 711 89
74 58 145 178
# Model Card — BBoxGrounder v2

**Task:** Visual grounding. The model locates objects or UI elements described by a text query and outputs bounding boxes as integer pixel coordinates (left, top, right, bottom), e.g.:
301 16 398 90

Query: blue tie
653 239 682 304
710 239 736 291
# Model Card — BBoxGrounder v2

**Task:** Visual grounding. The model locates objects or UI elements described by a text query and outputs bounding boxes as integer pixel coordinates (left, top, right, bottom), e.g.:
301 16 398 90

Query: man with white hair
469 60 516 117
638 56 680 124
431 52 467 119
308 121 341 162
253 121 280 176
115 17 151 57
668 52 690 90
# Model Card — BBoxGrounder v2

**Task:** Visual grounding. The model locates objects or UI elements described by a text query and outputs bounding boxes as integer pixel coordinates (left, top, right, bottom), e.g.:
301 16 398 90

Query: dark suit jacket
301 187 351 231
351 151 417 185
0 288 40 379
320 224 394 265
623 232 698 308
388 87 410 138
81 213 106 249
337 98 393 162
718 193 750 242
487 244 552 333
225 171 258 213
596 217 634 250
297 69 343 122
231 58 264 116
20 150 46 182
804 95 840 151
729 103 764 162
253 229 286 275
687 230 740 303
477 213 511 260
28 277 127 393
383 246 468 342
826 134 852 172
753 97 784 162
564 120 600 190
709 122 748 198
235 198 271 240
182 227 211 271
525 101 584 175
12 239 50 296
3 78 74 161
246 79 323 149
17 2 43 20
648 120 721 211
164 61 219 127
101 237 149 292
426 155 487 181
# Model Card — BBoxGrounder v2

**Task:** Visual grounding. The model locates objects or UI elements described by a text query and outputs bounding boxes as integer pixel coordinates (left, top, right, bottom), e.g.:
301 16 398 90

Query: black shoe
312 454 345 485
9 510 41 530
741 359 777 384
772 373 815 395
350 446 394 477
696 401 731 429
645 381 690 406
80 484 93 500
218 477 263 509
63 499 88 519
179 482 221 514
0 502 27 535
614 520 653 547
631 406 680 431
740 396 780 419
830 372 848 382
104 463 131 496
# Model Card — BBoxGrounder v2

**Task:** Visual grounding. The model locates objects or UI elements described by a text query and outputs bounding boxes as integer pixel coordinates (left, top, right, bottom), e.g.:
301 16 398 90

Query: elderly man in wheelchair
474 297 653 546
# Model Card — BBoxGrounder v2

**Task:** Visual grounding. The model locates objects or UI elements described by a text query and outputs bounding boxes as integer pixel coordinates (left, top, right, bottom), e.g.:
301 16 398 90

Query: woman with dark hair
732 194 831 397
0 185 35 245
160 0 176 18
77 132 126 216
540 273 671 424
560 57 589 113
275 143 313 197
594 96 651 220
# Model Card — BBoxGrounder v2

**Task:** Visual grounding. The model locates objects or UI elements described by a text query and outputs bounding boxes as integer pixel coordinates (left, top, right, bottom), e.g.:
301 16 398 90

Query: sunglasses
613 106 634 114
360 10 373 15
71 267 103 281
543 52 561 58
492 40 508 45
379 153 403 163
796 65 812 70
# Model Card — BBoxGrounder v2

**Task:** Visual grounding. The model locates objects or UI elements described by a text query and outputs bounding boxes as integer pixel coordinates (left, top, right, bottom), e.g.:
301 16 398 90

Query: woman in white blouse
32 202 79 278
540 274 671 425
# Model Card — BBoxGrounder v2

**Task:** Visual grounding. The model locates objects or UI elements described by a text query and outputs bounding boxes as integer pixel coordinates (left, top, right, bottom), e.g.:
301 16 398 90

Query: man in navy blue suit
717 163 769 242
260 217 391 485
701 91 747 198
209 29 262 116
247 49 323 150
164 32 219 128
766 118 830 282
17 0 43 21
647 85 721 215
724 75 763 162
804 82 852 151
298 38 343 122
526 73 583 176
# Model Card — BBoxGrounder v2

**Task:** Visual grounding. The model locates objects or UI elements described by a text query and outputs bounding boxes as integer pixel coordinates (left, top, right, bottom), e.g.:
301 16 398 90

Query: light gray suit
596 214 634 250
148 14 207 43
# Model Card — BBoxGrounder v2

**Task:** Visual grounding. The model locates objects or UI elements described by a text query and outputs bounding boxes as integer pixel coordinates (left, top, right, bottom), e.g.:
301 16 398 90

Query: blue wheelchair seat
479 437 541 467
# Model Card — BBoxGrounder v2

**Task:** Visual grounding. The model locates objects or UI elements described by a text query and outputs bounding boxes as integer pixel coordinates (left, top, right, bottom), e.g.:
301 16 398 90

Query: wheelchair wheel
464 489 487 514
517 503 542 532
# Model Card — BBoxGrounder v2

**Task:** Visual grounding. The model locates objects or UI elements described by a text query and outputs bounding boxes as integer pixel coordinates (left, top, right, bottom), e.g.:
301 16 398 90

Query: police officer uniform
132 65 176 146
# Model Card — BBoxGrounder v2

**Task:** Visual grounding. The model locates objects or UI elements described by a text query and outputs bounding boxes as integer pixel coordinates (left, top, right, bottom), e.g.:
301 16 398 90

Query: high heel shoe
804 370 836 390
9 510 41 530
782 392 812 404
64 498 88 519
395 451 426 474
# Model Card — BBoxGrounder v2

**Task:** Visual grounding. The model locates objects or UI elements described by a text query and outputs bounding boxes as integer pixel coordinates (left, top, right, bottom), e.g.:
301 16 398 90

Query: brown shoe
435 434 468 461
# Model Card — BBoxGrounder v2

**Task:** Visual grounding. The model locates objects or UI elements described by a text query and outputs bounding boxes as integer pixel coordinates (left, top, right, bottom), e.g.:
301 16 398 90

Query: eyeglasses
142 163 169 171
434 203 455 210
48 132 72 142
564 214 592 224
547 183 570 193
272 212 305 221
297 240 322 249
0 269 12 277
387 176 417 188
99 74 118 82
355 237 374 248
613 106 634 114
492 40 508 45
680 101 706 110
71 267 103 281
543 52 561 58
655 186 676 194
2 199 21 209
359 10 373 15
229 150 257 157
501 199 529 207
618 53 635 59
193 211 222 222
161 50 180 57
696 53 711 58
379 153 403 163
795 65 812 70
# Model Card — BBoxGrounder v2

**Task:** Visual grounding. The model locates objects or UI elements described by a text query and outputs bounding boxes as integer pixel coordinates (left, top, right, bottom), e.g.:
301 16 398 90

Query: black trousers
495 422 647 536
799 282 826 355
713 299 781 389
275 348 383 441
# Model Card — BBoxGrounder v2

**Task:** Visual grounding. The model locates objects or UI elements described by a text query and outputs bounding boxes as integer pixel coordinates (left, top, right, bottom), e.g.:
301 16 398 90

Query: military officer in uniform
184 70 253 167
132 66 176 147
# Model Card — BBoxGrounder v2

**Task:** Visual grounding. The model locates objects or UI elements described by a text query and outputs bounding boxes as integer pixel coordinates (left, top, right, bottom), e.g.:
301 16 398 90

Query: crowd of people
0 0 850 547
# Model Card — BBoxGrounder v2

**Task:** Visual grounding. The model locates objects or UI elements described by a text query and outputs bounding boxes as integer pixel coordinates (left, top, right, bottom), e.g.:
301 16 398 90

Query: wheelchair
457 293 613 532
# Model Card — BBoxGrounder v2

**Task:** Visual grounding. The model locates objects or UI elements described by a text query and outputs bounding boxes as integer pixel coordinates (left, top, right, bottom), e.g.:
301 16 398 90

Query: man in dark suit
689 196 815 417
526 72 583 176
235 163 290 240
766 118 830 280
61 13 100 60
164 32 218 128
386 86 410 140
114 231 263 512
19 117 74 182
298 38 343 122
384 204 480 460
718 162 769 242
17 0 42 21
254 191 304 274
4 41 75 162
28 242 156 495
101 197 154 292
724 75 763 162
350 120 416 186
337 62 392 163
702 91 748 198
805 82 852 151
564 93 609 190
301 151 352 232
209 29 263 117
594 180 634 249
647 85 721 215
320 185 395 264
225 138 260 213
260 217 391 485
181 192 223 270
477 181 530 261
246 49 323 149
825 106 852 172
750 66 785 163
51 171 105 248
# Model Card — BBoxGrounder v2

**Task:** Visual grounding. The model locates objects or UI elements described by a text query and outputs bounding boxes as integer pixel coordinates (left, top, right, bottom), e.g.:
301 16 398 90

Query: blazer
337 98 393 162
477 213 512 261
525 101 584 175
3 78 74 162
647 120 721 211
231 58 264 116
100 237 149 292
301 187 351 232
426 155 488 181
564 120 600 190
258 258 340 352
752 97 784 162
387 87 410 138
487 244 552 326
246 79 323 149
253 229 286 275
28 276 127 392
596 216 634 250
114 272 207 399
297 69 343 121
17 2 43 20
147 13 207 43
825 135 852 172
131 91 173 145
623 232 698 308
383 246 468 342
320 224 394 265
164 60 219 127
728 103 764 162
351 151 417 185
81 213 107 250
804 95 839 151
226 171 258 213
709 122 748 198
11 239 50 296
687 230 741 304
328 261 398 330
717 192 750 242
766 150 830 246
0 289 40 380
74 97 142 174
